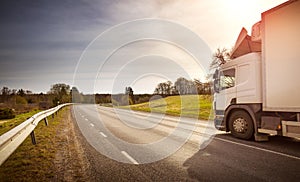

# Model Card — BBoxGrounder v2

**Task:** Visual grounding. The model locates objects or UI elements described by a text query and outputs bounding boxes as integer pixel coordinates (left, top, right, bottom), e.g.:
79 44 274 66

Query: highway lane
73 104 210 164
72 104 300 181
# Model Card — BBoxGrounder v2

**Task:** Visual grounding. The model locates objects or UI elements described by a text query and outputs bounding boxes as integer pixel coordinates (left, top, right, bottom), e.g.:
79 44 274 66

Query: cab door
215 67 237 112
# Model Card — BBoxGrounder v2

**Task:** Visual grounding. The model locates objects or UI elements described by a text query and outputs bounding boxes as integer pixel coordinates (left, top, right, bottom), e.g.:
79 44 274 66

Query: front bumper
214 115 226 131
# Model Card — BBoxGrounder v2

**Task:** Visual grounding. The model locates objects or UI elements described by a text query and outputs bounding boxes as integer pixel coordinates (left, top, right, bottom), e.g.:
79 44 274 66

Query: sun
220 0 288 31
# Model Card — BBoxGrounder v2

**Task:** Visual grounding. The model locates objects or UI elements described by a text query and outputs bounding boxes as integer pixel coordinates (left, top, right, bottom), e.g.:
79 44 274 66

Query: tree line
0 76 212 112
110 77 211 106
153 77 211 95
0 83 72 114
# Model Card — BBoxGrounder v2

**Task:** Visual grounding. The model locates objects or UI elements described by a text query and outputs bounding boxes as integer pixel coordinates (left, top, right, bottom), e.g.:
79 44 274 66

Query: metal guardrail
0 103 72 165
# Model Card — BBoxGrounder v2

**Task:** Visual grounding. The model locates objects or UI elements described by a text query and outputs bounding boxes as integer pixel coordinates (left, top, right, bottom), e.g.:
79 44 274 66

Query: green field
121 95 213 120
0 110 41 135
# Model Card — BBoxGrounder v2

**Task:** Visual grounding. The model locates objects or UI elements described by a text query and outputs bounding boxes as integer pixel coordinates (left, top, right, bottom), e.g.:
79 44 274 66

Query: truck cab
213 53 262 139
213 0 300 141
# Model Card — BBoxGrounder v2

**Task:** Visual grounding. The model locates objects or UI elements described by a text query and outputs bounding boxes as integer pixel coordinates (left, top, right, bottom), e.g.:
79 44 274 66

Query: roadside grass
120 95 213 120
0 107 70 181
99 103 113 107
0 110 41 136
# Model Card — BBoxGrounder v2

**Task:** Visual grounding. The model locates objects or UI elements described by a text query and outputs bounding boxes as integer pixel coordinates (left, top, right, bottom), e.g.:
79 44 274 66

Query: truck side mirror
213 70 220 93
213 69 219 79
214 79 220 93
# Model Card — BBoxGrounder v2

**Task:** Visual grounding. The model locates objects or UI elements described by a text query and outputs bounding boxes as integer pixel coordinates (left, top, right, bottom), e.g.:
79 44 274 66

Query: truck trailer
213 0 300 141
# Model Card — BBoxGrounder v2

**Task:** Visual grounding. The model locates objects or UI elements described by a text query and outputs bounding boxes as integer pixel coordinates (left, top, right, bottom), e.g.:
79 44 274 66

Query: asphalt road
72 104 300 181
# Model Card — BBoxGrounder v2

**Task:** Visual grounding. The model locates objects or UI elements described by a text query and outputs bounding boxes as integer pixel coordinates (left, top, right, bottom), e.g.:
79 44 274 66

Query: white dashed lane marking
100 132 107 138
121 151 139 165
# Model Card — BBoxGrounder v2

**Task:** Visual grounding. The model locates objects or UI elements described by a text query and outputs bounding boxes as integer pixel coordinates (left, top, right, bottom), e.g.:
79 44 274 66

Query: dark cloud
0 0 116 92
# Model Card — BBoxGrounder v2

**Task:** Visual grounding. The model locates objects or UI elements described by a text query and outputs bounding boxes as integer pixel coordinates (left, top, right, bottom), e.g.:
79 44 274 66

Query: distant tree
1 87 11 102
17 89 25 97
25 90 32 95
171 86 179 95
174 77 197 95
193 79 210 95
175 77 186 94
71 86 79 93
153 81 173 95
95 94 111 104
1 87 10 96
71 86 82 103
165 81 172 95
194 79 204 94
134 94 152 104
155 83 163 95
154 83 162 95
11 89 17 95
48 83 71 104
49 83 70 95
125 87 134 105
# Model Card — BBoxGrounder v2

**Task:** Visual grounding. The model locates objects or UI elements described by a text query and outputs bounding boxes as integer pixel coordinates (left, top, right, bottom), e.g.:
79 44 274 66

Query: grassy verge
0 110 41 136
120 95 213 120
0 107 70 181
99 103 113 107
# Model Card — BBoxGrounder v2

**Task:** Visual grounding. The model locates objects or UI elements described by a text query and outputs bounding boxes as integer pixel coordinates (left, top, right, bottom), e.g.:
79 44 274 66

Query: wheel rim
233 117 248 133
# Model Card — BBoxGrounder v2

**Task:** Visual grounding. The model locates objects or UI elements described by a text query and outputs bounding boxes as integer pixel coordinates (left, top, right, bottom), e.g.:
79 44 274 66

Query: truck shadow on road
183 134 300 182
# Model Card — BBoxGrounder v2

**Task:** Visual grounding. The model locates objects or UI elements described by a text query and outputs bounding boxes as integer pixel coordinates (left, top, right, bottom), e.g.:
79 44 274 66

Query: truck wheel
229 110 254 140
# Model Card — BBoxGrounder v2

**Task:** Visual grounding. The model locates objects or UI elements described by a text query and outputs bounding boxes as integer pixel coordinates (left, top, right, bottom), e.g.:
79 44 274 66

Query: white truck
213 0 300 141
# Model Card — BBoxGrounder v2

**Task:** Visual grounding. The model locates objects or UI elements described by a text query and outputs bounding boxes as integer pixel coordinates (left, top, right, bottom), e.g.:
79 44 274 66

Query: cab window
220 68 235 90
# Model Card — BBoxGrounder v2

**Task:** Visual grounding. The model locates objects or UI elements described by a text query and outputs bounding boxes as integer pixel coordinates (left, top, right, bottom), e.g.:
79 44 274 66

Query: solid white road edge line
121 151 139 165
100 132 107 138
216 137 300 160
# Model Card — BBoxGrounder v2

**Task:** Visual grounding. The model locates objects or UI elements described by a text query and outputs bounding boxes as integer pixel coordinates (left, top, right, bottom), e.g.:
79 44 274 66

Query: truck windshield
220 68 235 90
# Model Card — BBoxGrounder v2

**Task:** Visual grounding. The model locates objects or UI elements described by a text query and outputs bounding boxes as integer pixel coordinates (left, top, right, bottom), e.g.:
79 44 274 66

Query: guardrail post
52 114 55 119
44 118 48 126
30 131 36 145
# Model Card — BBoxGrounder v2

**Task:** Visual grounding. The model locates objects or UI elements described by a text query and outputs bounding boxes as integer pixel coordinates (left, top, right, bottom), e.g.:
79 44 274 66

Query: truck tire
229 110 254 140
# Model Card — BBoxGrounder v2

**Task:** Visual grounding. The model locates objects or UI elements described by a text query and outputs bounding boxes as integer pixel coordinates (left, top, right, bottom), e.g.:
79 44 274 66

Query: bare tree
154 81 173 95
210 48 231 70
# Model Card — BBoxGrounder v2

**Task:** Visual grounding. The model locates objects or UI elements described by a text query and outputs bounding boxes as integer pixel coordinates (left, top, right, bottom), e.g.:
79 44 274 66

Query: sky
0 0 287 94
